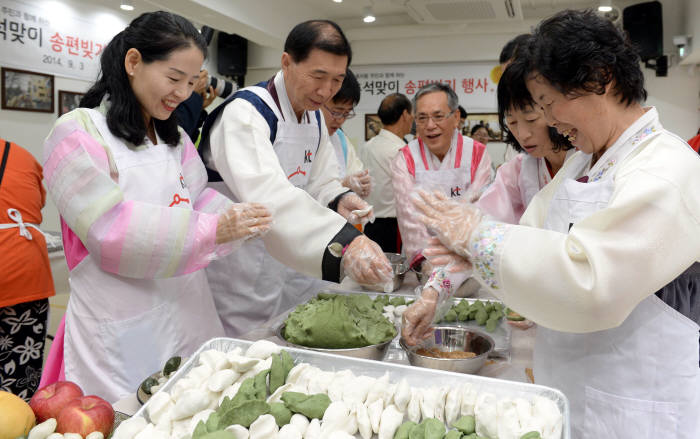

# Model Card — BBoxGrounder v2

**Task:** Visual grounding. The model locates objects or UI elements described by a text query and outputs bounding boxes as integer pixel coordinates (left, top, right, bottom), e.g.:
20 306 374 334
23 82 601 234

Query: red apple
29 381 84 422
56 395 114 436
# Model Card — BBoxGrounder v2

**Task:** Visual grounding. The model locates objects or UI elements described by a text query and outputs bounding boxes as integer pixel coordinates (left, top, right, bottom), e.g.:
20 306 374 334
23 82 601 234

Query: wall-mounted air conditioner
405 0 523 23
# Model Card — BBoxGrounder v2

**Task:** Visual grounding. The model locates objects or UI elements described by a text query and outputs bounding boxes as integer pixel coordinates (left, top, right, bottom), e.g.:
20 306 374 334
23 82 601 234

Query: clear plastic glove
337 192 375 226
412 189 484 258
215 203 272 244
423 237 472 272
342 169 372 198
402 288 439 346
342 235 393 289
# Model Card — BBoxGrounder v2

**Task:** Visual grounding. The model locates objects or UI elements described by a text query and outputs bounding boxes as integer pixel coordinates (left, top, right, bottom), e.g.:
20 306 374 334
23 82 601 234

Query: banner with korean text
0 0 123 81
351 62 502 113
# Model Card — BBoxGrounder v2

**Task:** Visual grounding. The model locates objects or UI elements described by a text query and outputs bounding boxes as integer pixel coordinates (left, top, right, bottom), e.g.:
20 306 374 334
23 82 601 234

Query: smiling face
321 99 354 136
415 91 460 159
504 105 555 158
526 72 614 155
282 48 348 119
126 44 203 124
472 127 490 145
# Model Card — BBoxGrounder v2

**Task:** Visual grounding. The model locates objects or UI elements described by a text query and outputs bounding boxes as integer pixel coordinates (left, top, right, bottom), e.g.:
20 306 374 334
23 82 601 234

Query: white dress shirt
360 128 406 218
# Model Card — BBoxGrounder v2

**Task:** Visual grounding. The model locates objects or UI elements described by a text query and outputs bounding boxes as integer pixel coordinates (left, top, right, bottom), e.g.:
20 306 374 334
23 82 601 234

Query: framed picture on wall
58 90 85 116
1 67 54 113
365 113 383 141
464 113 502 142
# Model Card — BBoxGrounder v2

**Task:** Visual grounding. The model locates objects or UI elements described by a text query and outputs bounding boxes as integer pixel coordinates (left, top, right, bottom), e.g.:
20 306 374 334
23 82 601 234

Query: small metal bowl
400 326 494 374
276 324 392 361
363 252 407 292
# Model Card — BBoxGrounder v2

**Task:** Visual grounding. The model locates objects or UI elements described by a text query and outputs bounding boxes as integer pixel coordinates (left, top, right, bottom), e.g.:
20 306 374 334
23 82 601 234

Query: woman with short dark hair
405 9 700 438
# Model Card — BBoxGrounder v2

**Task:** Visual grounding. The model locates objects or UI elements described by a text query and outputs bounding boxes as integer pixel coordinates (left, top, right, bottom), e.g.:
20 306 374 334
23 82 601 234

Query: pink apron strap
39 314 66 388
471 140 486 183
400 145 416 177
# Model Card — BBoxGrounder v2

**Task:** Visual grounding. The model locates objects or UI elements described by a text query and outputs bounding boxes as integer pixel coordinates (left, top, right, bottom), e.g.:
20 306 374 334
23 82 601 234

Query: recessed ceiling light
120 0 134 11
363 6 376 23
598 0 613 12
333 0 343 3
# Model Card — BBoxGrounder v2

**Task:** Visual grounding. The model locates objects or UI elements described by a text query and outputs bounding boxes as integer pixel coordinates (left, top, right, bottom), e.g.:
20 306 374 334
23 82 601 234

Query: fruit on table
0 390 36 439
29 381 84 422
56 395 114 436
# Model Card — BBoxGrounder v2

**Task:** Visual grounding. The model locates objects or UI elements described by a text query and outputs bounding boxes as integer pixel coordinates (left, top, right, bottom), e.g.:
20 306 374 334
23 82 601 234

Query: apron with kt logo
407 131 473 200
537 110 700 439
206 83 330 337
63 109 223 402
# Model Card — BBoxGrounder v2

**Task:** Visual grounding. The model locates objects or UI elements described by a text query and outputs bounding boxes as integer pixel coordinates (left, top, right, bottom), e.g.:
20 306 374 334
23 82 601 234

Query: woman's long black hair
80 11 207 146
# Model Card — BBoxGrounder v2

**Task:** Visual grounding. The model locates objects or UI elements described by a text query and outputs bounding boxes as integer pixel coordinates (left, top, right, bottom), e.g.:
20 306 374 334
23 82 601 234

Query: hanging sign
351 62 502 113
0 0 123 81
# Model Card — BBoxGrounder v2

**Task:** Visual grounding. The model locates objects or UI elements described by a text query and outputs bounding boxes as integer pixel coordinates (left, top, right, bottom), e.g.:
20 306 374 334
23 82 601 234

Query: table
113 272 537 416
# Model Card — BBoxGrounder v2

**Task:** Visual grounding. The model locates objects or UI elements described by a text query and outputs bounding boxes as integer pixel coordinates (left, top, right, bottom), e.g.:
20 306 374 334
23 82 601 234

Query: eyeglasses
415 110 455 126
324 105 356 120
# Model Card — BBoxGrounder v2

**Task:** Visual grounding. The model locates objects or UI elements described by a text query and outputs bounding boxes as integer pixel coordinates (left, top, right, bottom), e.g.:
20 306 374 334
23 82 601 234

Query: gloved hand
412 189 484 258
402 288 439 346
215 203 272 244
342 235 393 289
423 237 472 273
342 170 372 198
337 192 375 226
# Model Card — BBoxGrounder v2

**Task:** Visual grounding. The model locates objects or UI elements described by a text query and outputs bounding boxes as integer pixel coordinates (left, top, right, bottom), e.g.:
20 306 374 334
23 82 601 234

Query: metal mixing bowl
400 326 494 374
364 252 407 292
276 324 392 361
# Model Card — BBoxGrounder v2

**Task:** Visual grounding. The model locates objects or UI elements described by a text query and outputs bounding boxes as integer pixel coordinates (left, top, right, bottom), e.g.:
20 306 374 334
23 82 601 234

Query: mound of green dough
283 293 397 348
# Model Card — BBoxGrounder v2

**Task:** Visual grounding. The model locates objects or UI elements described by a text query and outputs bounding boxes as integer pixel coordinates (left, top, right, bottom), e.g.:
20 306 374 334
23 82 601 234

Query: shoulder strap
337 129 348 163
198 80 279 182
314 110 322 153
400 144 415 178
471 140 487 183
0 140 11 189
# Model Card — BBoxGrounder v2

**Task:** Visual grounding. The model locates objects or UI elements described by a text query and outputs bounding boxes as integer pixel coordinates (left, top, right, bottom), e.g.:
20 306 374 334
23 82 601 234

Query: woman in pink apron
41 11 271 402
405 10 700 438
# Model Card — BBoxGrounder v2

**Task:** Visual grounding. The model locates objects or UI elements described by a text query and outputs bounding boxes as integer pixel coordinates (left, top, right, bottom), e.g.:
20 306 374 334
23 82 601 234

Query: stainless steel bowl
364 252 407 292
400 326 494 374
276 324 392 361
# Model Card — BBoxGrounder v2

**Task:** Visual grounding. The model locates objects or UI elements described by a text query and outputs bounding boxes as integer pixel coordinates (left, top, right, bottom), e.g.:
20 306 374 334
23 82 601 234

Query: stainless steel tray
133 337 570 438
300 289 512 360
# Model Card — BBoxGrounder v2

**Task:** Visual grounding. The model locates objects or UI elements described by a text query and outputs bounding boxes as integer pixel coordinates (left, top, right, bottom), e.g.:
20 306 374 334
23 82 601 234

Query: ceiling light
363 6 376 23
598 0 613 12
333 0 343 3
120 0 134 11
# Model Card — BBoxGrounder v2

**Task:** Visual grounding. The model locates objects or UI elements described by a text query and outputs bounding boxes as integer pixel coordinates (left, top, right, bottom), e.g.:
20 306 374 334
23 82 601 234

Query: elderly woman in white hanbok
403 9 700 439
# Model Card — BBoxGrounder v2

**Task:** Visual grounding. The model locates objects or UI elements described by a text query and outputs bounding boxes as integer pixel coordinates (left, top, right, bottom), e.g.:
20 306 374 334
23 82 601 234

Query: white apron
536 111 700 438
408 131 473 199
519 149 576 209
206 85 330 337
64 110 224 402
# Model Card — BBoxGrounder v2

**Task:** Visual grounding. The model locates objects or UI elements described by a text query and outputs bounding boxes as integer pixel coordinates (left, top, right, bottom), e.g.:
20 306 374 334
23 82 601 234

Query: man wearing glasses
390 83 493 275
320 69 372 199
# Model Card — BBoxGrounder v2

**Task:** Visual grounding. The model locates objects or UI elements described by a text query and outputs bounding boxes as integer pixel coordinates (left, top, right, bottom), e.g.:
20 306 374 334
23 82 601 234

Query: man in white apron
390 82 493 272
200 20 391 336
